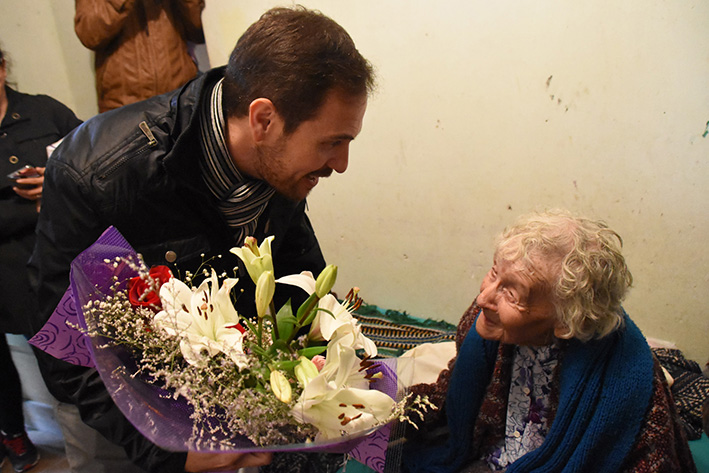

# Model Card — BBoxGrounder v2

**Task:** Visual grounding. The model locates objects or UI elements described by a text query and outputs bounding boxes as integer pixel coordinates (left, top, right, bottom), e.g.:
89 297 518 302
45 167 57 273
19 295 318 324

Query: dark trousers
0 334 25 435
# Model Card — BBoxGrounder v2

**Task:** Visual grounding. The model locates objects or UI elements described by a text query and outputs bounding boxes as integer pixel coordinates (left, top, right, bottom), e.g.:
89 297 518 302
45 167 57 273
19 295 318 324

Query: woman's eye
503 288 518 303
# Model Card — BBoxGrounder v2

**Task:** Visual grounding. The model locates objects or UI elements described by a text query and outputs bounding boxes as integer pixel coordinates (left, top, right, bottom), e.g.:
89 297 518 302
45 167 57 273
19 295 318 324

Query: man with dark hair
29 6 374 473
222 6 374 135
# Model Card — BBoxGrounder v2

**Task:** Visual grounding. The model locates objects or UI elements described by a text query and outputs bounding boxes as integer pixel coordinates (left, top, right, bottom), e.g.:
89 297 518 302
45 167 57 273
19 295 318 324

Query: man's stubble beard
255 137 301 201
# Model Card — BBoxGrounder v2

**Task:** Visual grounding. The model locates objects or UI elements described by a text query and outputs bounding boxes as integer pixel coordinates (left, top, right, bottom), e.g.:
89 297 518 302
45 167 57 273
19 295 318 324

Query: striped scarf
199 78 275 243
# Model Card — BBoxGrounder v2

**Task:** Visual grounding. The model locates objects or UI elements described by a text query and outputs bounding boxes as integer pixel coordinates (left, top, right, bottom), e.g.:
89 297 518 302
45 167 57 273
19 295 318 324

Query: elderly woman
403 210 695 472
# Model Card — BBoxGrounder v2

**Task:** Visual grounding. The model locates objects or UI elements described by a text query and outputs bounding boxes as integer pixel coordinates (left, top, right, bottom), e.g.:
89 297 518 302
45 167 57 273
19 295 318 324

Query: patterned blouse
482 344 560 470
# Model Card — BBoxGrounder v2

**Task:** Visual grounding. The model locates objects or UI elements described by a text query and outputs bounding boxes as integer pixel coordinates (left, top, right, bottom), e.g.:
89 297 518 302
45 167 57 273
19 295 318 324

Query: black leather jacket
28 68 326 472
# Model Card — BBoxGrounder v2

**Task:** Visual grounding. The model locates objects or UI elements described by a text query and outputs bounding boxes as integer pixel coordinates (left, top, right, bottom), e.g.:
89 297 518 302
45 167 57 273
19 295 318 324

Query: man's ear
248 98 278 143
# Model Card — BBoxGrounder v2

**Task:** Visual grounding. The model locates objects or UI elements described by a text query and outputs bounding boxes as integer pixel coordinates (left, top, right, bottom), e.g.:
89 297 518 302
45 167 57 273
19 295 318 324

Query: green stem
269 301 279 340
297 294 320 326
283 293 321 346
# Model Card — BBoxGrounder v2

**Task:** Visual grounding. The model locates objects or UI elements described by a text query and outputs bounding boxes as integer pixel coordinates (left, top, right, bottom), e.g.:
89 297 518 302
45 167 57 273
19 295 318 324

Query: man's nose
328 149 349 174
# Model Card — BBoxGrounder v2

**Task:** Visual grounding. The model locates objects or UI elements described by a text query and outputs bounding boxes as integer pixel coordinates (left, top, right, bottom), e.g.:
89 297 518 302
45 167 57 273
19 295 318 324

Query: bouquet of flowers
31 227 429 465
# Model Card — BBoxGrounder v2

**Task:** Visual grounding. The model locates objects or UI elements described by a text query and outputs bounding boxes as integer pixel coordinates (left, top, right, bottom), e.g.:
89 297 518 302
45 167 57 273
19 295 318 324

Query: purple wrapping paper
29 226 399 470
28 288 94 367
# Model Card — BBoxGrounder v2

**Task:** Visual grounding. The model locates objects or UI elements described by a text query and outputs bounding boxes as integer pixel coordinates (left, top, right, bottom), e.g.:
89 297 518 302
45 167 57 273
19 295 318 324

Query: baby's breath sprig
79 237 430 448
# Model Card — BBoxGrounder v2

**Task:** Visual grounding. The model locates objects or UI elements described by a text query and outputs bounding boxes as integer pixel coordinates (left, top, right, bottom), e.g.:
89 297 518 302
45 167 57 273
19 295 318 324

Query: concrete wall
1 0 707 363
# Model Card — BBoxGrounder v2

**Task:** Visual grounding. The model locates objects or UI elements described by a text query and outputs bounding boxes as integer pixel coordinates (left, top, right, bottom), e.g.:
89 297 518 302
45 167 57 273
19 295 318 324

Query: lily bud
270 370 292 403
294 356 320 388
244 236 259 255
230 236 275 284
315 265 338 298
255 271 275 319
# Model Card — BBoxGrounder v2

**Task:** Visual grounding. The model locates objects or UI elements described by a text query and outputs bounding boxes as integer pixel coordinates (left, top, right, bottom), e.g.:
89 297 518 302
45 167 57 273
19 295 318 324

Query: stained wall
1 0 707 362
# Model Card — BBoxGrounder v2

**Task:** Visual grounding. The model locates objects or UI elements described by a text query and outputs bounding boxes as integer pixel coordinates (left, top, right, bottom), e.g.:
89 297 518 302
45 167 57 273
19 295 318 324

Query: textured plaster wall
203 0 709 363
1 0 707 363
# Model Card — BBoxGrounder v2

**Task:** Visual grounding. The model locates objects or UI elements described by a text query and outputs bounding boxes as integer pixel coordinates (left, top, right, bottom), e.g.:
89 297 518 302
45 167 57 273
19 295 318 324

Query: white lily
230 236 275 284
291 343 394 440
154 270 248 369
319 295 378 357
276 271 377 357
276 270 317 295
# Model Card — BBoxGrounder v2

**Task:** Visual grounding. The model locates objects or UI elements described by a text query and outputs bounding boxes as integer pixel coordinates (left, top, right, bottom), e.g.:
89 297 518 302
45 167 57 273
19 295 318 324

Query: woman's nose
477 280 497 309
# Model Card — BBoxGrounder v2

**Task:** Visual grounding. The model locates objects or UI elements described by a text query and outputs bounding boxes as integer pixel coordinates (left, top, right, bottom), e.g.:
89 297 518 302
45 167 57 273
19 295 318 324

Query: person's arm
185 452 272 472
0 198 37 238
174 0 205 44
29 146 192 472
74 0 138 50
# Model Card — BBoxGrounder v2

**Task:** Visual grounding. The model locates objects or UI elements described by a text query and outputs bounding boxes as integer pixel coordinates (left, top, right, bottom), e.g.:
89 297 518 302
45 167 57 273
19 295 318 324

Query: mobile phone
7 165 41 180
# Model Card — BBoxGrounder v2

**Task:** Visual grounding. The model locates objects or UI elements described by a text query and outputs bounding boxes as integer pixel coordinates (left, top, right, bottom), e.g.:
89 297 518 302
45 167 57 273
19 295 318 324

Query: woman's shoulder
6 88 81 130
8 88 66 110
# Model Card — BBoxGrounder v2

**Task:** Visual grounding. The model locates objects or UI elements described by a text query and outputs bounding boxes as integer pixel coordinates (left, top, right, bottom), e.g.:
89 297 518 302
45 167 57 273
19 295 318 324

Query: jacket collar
161 67 226 188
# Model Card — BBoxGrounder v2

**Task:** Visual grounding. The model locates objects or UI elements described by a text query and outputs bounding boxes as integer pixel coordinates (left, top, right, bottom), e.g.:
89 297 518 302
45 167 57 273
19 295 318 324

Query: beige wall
2 1 707 363
0 0 97 119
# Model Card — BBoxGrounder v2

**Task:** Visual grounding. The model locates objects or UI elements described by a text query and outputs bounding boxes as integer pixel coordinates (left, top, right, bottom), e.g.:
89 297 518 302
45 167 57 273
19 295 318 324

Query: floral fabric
483 344 559 470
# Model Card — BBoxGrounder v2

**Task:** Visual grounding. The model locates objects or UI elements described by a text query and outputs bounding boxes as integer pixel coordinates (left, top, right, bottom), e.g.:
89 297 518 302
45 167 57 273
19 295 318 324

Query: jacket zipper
139 121 158 146
97 121 158 179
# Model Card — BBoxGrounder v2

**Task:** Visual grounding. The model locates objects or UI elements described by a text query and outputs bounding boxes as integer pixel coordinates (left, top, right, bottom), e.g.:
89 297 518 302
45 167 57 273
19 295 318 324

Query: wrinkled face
475 258 560 346
255 89 367 201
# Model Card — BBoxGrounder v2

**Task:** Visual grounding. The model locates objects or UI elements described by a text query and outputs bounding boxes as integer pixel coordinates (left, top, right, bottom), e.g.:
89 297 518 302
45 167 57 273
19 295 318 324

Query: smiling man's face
254 88 367 201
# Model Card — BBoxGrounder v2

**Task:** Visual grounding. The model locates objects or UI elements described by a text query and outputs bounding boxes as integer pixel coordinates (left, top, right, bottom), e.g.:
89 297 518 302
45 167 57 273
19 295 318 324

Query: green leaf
267 338 291 356
242 318 258 333
297 346 327 358
296 292 319 322
272 360 300 372
301 306 322 326
248 343 269 358
274 300 297 342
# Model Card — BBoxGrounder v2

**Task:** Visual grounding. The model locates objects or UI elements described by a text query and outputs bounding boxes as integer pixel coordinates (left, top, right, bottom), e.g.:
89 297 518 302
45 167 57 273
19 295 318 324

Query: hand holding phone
8 166 45 206
7 165 42 181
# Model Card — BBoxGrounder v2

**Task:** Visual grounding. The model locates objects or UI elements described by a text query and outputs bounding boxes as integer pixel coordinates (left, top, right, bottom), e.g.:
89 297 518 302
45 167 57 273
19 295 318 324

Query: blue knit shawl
404 312 654 473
